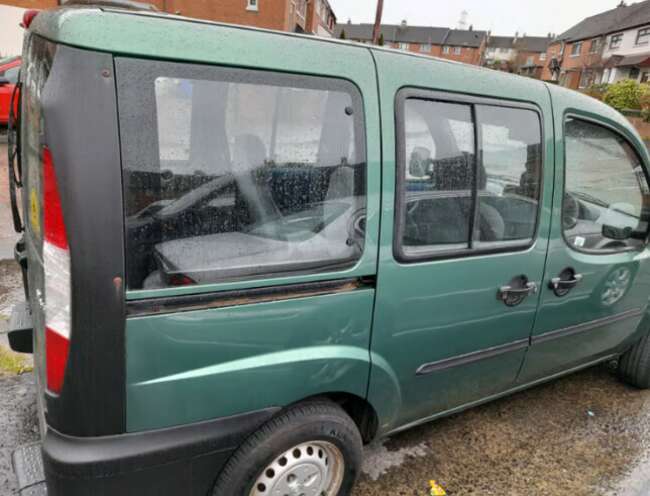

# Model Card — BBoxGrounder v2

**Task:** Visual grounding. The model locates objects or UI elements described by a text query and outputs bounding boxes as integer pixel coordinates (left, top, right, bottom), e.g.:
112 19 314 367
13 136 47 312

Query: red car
0 56 21 125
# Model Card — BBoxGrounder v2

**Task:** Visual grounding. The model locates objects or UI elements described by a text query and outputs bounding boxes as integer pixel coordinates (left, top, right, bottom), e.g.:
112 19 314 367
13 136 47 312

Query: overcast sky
328 0 623 37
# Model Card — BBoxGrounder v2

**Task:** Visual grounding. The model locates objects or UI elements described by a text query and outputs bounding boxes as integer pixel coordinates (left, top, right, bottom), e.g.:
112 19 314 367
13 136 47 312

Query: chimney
400 19 407 29
618 1 627 7
469 24 473 31
347 18 351 24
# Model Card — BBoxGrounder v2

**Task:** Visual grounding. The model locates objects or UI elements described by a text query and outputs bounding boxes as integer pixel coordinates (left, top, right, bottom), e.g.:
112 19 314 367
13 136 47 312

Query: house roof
333 23 487 47
516 36 552 53
333 23 449 44
558 0 650 42
444 29 488 48
488 36 515 49
605 52 650 67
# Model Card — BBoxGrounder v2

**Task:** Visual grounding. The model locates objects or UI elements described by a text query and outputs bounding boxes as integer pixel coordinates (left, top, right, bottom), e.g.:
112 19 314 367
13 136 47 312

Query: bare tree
372 0 384 45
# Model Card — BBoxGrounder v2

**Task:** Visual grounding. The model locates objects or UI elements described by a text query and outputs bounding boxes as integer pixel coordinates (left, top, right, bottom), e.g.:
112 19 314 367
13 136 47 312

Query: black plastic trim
41 44 126 436
127 277 375 317
416 338 529 376
42 407 279 496
393 87 545 265
532 307 645 345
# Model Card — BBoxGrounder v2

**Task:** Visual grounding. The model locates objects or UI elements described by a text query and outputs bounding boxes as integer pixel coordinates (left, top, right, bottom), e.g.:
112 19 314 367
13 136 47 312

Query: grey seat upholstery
232 134 277 223
326 167 355 202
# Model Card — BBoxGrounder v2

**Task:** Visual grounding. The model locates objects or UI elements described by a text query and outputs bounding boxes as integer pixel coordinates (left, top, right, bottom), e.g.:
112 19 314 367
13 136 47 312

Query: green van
7 3 650 495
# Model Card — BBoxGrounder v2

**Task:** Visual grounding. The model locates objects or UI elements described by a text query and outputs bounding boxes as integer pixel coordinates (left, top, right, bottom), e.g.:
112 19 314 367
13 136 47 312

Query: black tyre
212 400 363 496
618 332 650 389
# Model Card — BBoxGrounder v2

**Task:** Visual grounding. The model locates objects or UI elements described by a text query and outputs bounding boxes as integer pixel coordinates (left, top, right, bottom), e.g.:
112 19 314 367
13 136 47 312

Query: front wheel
618 332 650 389
212 400 363 496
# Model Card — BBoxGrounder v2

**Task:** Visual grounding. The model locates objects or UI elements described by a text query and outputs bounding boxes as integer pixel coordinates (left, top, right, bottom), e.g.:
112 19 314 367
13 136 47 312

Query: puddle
362 439 429 481
0 259 22 320
615 456 650 496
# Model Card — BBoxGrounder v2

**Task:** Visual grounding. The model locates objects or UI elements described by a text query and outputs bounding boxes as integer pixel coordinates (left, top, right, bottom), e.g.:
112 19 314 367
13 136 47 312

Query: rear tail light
21 10 39 29
43 147 71 394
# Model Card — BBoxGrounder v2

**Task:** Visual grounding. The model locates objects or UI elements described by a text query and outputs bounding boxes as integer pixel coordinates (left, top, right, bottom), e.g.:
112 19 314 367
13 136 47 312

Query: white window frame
636 28 650 46
246 0 258 11
610 33 624 50
454 46 462 55
420 43 432 53
570 41 582 57
443 46 450 54
540 52 547 61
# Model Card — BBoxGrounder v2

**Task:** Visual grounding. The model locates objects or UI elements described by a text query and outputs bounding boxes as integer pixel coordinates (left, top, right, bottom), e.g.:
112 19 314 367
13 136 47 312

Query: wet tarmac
354 365 650 496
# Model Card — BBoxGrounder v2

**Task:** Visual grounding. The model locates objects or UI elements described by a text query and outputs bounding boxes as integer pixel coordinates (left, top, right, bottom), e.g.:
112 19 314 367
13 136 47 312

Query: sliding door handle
498 277 538 307
549 269 583 297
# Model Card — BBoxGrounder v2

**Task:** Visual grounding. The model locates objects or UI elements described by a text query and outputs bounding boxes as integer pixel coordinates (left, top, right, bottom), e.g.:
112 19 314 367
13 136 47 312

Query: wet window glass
397 96 542 260
476 106 542 246
401 99 475 256
119 62 366 290
563 118 650 252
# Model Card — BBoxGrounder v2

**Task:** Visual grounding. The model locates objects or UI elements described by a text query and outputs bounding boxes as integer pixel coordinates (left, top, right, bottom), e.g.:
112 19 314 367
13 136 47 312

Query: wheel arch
289 392 380 444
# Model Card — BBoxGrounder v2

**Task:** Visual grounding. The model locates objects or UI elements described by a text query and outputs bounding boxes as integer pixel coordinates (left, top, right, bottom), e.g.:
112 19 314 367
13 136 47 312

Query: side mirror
0 77 10 86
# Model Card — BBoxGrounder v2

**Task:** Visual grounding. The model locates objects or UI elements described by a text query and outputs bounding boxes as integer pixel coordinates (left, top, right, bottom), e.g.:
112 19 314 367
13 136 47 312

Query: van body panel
368 50 555 433
126 289 375 431
519 84 650 382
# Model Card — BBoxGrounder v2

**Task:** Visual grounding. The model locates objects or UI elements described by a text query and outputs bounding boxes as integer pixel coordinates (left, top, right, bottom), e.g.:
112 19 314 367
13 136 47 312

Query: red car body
0 56 21 125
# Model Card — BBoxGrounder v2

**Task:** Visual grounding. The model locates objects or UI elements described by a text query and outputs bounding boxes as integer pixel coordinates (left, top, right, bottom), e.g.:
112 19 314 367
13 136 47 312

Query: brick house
484 36 518 72
439 28 487 65
2 0 337 36
514 36 552 78
483 34 551 78
334 21 487 65
542 0 650 90
305 0 336 37
147 0 336 35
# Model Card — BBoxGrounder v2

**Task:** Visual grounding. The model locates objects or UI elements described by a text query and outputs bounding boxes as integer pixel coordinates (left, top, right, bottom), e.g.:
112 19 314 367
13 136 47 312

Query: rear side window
563 118 650 252
396 91 543 261
117 60 366 290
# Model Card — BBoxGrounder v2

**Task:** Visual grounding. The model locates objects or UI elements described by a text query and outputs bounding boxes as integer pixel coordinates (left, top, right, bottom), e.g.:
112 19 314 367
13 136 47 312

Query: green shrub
603 80 649 111
584 83 610 101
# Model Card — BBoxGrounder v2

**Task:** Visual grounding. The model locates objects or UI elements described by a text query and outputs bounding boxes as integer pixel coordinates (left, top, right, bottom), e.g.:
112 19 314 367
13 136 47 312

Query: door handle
497 277 538 307
549 269 583 297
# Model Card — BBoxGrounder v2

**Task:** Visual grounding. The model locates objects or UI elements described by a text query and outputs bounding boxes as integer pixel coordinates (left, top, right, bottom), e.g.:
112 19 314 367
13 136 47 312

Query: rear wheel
618 332 650 389
212 400 363 496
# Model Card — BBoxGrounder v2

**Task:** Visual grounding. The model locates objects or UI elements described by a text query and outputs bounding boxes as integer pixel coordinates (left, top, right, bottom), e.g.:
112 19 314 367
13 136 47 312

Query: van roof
29 6 519 75
29 5 632 138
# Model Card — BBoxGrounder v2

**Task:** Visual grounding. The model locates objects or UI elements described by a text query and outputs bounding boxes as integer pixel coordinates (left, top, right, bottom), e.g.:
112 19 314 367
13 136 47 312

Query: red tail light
43 147 71 394
21 10 39 29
